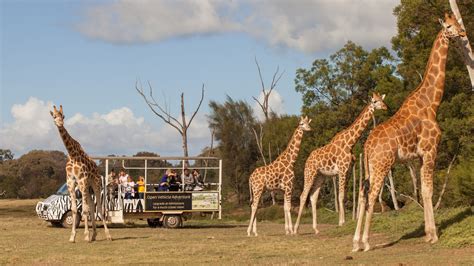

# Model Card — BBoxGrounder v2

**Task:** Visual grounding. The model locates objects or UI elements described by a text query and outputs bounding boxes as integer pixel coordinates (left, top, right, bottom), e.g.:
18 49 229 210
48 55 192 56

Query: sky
0 0 398 158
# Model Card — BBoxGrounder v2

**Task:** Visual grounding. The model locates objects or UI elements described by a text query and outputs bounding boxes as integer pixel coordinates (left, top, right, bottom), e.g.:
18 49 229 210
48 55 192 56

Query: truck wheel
163 215 182 229
61 211 81 228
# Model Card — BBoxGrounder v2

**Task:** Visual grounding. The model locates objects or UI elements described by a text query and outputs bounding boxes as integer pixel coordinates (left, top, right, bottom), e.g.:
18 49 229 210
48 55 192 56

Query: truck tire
61 211 81 228
163 215 182 229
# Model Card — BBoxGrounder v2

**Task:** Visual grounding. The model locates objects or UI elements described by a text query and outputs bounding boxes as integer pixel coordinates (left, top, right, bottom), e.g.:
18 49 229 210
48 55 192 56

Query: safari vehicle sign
145 192 219 211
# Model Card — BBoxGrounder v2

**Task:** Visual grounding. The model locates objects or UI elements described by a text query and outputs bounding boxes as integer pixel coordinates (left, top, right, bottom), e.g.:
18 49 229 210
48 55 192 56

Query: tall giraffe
293 93 387 234
352 14 466 252
50 105 112 242
247 116 312 236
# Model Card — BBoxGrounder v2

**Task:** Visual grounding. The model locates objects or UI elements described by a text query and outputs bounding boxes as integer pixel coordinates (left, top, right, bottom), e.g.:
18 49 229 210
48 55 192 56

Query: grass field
0 199 472 264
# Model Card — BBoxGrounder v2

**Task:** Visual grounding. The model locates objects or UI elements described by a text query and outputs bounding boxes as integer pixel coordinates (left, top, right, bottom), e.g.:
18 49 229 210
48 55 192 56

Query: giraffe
247 116 312 236
293 93 387 235
352 14 466 252
50 105 112 242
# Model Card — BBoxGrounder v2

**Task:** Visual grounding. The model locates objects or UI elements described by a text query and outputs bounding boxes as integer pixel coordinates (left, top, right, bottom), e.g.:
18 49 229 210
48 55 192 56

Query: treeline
209 0 473 208
0 150 67 198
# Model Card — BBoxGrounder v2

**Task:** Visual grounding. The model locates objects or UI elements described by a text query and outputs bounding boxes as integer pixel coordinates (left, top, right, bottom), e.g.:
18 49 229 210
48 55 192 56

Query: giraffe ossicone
247 116 311 236
50 105 112 243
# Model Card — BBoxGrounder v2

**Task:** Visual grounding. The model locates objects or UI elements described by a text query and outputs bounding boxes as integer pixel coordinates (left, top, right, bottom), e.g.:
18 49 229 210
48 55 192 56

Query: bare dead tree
252 57 285 121
252 58 285 206
435 153 458 210
252 125 266 166
449 0 474 90
136 81 205 166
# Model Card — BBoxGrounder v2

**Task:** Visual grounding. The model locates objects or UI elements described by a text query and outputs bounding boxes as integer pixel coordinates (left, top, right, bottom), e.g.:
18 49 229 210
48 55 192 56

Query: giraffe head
50 105 65 127
369 92 387 110
439 13 466 38
298 116 312 131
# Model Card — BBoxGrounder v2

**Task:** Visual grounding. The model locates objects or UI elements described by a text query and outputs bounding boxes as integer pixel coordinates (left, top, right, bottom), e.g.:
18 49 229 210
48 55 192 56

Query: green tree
392 0 474 206
208 96 259 205
0 150 67 198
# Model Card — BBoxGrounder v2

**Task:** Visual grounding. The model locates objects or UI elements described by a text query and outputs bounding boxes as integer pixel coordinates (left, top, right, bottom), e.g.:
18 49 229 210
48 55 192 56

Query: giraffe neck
335 104 374 148
274 127 304 165
57 125 86 158
407 30 449 112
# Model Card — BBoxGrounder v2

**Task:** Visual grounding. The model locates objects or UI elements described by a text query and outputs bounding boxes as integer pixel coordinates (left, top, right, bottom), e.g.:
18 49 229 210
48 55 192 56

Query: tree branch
135 80 183 134
434 153 457 210
449 0 474 90
187 84 205 129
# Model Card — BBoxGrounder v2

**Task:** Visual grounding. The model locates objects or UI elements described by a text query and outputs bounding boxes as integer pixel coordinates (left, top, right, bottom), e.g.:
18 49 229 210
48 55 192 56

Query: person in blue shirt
158 169 172 191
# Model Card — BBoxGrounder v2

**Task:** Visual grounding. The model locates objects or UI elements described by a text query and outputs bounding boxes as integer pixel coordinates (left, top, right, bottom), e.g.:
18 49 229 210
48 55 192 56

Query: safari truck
35 156 222 228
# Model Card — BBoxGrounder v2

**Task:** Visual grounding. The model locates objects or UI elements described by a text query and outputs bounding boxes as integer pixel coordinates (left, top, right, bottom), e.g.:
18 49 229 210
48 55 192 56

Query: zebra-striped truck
36 156 223 229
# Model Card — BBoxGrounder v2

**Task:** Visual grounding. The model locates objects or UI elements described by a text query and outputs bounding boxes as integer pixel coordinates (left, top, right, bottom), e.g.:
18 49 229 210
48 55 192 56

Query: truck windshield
55 183 69 195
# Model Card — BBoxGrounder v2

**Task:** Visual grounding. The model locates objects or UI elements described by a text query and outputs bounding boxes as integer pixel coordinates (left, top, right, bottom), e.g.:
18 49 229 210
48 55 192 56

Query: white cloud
0 97 211 157
77 0 240 44
253 89 285 121
77 0 398 53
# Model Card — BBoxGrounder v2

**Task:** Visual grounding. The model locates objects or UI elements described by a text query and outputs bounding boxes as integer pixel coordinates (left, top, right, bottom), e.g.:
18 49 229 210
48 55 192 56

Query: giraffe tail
363 151 370 211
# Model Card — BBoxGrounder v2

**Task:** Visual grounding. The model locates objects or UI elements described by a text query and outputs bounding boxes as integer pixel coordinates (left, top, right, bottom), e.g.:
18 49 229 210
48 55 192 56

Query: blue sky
1 0 398 157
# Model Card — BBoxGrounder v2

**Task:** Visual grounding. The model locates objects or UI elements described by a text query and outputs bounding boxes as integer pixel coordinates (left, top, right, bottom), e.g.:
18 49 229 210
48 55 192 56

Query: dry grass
0 199 473 265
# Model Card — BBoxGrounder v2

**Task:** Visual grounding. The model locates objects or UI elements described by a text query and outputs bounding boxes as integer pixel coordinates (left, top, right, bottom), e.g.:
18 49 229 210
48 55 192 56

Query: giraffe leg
284 189 293 235
89 191 97 241
247 189 262 237
66 176 77 243
338 170 348 226
93 184 112 241
81 189 91 242
362 172 387 252
293 168 316 234
352 184 366 252
420 151 438 243
310 177 325 235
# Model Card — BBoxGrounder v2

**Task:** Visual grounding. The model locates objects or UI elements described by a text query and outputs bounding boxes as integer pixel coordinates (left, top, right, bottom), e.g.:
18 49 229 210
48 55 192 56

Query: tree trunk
352 163 356 220
356 153 363 219
378 180 385 213
180 93 189 167
434 154 457 210
332 176 338 213
387 170 399 210
408 164 419 203
449 0 474 90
